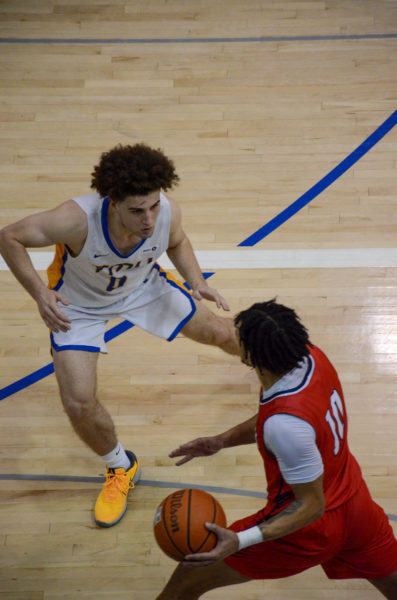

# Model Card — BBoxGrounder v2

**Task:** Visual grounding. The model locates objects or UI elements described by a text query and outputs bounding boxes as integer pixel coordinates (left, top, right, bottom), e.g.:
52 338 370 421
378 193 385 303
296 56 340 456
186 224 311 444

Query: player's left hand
192 282 230 311
182 523 239 567
170 435 223 465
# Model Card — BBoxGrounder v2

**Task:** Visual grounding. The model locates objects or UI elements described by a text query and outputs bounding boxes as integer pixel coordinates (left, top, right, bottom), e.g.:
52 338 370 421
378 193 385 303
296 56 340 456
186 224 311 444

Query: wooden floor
0 1 397 598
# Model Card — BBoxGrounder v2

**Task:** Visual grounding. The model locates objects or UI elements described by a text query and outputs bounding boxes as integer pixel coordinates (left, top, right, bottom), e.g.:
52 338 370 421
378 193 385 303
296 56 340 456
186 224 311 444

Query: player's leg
53 349 140 527
322 481 397 597
119 267 240 356
368 570 397 599
181 299 239 355
156 560 250 600
52 349 115 454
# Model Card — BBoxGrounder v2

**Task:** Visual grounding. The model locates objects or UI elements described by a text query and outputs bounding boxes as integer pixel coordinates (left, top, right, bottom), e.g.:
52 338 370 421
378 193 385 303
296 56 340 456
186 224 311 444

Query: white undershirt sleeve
263 413 324 484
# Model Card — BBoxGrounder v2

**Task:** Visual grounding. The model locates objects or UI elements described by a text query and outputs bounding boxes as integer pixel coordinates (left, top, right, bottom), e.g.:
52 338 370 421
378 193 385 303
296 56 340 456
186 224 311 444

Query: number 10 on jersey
325 390 345 455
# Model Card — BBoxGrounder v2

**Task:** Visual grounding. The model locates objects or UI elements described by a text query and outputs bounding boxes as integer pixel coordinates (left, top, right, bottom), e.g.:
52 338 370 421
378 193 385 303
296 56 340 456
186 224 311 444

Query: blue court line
1 107 397 520
0 363 55 401
0 473 396 520
0 273 214 402
1 33 397 44
239 110 397 246
0 323 129 401
2 113 396 399
0 318 137 400
1 112 396 400
1 114 397 396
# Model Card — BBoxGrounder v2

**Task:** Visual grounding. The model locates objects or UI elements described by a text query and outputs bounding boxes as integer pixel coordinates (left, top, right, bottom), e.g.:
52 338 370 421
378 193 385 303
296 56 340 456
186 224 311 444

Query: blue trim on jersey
50 333 101 353
53 248 68 291
101 197 146 258
260 354 315 405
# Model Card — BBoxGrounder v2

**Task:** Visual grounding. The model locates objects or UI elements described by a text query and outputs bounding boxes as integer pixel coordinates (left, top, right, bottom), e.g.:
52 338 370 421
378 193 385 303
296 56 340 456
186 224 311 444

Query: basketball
153 488 227 561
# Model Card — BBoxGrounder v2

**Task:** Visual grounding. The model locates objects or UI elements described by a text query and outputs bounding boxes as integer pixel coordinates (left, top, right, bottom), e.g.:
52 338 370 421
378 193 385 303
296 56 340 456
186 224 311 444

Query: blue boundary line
1 33 397 44
0 274 214 402
1 112 397 400
239 110 397 246
0 319 136 400
1 115 397 519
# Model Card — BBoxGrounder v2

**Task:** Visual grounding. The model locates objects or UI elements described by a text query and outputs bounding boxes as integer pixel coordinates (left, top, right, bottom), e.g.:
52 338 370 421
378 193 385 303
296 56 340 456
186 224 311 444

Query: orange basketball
153 488 227 561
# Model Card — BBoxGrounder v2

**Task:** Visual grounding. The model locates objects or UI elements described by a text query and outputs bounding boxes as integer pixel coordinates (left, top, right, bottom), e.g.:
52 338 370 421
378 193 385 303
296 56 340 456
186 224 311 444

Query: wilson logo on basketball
169 489 185 532
153 488 226 561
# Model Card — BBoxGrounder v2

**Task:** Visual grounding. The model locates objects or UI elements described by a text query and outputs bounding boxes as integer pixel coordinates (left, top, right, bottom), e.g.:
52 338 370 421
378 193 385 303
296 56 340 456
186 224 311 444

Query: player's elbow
0 224 23 254
316 502 325 521
0 225 13 253
311 496 325 522
302 492 325 526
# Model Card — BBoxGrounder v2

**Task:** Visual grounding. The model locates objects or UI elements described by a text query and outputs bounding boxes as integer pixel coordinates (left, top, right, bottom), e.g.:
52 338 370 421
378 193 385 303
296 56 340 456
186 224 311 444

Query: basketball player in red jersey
156 300 397 599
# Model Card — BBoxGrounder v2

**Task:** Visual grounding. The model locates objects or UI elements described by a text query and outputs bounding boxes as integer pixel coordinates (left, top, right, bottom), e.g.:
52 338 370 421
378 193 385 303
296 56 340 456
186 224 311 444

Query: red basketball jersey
256 345 363 517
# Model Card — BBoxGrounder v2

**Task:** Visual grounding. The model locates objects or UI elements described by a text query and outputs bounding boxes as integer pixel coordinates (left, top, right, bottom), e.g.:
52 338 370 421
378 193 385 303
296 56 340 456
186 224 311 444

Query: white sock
100 442 130 470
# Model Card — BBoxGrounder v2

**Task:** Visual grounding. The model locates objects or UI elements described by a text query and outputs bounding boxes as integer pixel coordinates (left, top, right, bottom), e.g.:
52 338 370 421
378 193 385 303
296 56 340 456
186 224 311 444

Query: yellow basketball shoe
94 450 141 528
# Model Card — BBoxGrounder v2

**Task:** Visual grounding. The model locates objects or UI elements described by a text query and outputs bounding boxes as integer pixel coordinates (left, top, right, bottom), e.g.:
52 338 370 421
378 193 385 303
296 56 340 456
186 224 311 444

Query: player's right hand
183 523 239 567
36 288 71 333
169 436 223 466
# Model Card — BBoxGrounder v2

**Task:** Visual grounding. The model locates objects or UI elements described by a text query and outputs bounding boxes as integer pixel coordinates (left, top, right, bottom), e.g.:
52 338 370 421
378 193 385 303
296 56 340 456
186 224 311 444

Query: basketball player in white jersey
0 143 239 527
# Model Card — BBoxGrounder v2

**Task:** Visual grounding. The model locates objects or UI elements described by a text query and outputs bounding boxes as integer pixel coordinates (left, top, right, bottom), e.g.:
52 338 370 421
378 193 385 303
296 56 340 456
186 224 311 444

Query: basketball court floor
0 1 396 598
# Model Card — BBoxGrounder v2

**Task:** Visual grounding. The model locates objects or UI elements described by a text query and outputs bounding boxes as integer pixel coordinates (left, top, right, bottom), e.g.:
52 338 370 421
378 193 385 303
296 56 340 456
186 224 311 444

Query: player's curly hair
91 143 180 201
234 299 312 375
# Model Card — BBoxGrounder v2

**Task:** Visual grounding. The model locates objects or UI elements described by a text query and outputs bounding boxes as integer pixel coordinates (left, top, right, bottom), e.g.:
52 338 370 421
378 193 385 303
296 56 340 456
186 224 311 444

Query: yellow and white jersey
47 192 171 308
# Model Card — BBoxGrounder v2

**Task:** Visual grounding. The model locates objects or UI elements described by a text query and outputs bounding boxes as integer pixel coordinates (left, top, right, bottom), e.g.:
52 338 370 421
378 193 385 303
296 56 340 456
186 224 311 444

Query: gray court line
1 473 396 521
0 33 397 44
0 473 267 499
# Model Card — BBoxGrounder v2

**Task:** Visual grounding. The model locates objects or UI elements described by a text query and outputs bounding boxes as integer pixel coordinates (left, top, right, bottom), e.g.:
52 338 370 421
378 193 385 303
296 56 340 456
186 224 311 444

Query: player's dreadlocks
234 299 312 375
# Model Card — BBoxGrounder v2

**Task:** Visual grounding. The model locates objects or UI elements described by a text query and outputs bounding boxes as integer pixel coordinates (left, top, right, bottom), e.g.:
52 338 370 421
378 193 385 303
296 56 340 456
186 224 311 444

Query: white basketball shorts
50 265 196 353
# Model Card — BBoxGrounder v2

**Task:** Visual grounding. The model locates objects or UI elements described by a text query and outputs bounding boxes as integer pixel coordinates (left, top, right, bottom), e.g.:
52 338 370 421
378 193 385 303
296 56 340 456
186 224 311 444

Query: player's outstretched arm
165 197 230 311
0 200 86 331
170 414 258 465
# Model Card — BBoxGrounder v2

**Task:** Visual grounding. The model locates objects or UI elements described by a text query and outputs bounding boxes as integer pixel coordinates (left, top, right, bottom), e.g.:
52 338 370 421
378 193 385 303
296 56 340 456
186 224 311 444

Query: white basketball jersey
47 192 171 307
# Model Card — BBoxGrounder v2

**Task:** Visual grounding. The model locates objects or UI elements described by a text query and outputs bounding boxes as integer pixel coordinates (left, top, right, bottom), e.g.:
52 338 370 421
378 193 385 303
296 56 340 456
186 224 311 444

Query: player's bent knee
60 393 96 422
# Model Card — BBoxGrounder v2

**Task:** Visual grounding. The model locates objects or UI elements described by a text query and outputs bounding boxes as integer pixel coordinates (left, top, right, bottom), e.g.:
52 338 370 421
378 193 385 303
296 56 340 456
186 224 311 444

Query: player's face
240 349 253 367
236 327 253 367
113 191 161 238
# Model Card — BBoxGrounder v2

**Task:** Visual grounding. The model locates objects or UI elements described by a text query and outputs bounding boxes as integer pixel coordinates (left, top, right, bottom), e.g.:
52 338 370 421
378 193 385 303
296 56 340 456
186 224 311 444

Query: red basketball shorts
224 479 397 580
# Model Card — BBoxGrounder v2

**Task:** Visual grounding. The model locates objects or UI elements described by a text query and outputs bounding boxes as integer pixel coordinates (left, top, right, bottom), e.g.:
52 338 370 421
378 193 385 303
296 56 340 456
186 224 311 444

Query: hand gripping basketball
153 488 227 561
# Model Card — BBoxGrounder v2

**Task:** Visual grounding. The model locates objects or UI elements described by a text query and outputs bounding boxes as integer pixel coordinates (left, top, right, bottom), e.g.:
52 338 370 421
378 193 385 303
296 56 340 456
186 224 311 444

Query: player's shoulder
69 192 103 215
162 193 182 226
43 197 89 243
57 193 103 227
309 344 337 378
52 198 87 223
265 413 314 436
161 192 179 210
